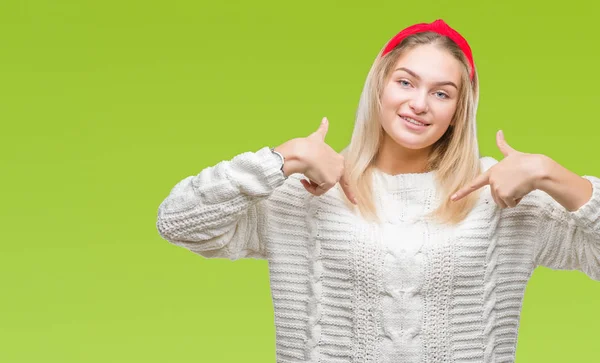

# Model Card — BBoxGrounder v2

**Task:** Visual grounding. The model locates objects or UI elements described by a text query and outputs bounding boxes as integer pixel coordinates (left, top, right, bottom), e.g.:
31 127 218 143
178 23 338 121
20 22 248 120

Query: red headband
381 19 475 80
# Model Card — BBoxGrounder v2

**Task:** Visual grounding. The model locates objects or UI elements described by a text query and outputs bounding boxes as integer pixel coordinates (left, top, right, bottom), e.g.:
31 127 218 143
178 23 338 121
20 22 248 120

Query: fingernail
450 194 457 200
322 117 328 124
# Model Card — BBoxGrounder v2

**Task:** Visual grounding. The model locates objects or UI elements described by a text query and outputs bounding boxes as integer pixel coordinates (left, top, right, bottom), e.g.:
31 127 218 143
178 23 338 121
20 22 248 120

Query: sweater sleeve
533 175 600 281
156 146 287 261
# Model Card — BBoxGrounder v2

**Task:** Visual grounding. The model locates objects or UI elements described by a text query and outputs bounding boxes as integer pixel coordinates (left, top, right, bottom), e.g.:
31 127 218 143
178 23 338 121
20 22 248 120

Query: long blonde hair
339 31 482 225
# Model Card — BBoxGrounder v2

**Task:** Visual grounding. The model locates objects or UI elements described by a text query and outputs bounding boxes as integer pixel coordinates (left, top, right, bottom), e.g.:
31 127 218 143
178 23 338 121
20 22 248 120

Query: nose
409 91 429 114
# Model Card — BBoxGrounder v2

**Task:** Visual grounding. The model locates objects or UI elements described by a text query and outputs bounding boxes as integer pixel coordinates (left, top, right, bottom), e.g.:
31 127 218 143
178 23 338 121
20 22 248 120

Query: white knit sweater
156 146 600 363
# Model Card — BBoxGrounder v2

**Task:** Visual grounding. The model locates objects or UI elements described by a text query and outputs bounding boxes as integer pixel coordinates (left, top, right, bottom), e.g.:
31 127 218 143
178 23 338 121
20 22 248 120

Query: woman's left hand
450 130 548 208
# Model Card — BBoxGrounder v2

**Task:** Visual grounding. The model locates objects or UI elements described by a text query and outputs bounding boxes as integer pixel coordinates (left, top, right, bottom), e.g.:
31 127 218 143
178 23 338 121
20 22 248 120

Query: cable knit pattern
373 169 436 363
422 240 454 363
156 146 600 363
351 222 384 363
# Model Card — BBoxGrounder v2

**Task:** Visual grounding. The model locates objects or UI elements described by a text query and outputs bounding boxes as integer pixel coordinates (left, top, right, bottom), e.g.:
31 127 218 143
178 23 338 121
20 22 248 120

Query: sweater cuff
569 175 600 232
255 146 287 190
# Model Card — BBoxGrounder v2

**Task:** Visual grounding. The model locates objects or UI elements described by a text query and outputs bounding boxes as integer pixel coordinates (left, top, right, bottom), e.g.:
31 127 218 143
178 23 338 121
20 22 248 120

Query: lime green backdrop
1 0 599 362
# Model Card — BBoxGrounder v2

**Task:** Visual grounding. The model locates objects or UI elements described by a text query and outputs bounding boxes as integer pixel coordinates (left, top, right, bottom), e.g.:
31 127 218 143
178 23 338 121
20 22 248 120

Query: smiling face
379 43 464 155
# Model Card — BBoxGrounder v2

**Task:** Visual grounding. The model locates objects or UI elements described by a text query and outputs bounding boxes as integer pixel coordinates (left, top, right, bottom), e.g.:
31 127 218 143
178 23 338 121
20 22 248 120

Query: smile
399 115 430 127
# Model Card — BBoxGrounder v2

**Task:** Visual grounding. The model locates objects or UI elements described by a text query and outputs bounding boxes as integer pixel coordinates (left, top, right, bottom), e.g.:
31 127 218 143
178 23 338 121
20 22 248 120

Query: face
379 43 463 152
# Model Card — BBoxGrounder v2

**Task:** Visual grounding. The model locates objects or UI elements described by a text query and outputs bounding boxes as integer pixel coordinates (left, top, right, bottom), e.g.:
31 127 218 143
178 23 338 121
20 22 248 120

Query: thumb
496 130 516 157
311 117 329 141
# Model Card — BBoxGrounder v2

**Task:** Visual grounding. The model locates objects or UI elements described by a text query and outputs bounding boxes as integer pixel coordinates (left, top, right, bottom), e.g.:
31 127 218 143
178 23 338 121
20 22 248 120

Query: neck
375 134 432 175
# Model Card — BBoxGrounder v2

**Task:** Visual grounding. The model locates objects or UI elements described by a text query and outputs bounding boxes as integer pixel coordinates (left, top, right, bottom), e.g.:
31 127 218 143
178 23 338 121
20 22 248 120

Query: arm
535 155 594 211
156 146 287 261
532 157 600 280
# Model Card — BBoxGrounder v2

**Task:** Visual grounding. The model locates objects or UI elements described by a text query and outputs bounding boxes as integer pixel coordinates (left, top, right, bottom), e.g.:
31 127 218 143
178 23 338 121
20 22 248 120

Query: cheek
381 85 405 107
380 91 394 107
436 103 458 125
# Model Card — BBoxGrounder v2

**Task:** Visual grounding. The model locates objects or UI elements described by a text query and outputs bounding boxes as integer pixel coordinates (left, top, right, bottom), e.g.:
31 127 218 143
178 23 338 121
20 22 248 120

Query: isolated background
1 0 599 362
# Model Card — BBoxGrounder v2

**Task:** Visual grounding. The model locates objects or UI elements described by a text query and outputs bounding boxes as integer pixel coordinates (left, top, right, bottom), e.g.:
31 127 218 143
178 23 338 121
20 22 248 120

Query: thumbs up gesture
274 117 357 204
450 130 548 208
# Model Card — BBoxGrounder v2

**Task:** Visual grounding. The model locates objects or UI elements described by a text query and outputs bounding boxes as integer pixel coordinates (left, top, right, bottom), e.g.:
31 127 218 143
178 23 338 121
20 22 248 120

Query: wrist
274 138 306 177
532 154 555 191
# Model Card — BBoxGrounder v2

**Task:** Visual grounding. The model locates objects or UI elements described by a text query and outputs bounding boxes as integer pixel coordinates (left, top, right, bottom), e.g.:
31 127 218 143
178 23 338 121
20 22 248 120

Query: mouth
399 115 431 127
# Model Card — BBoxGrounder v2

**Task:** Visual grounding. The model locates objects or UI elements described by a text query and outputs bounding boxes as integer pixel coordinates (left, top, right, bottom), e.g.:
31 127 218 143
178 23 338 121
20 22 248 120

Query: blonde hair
339 31 482 225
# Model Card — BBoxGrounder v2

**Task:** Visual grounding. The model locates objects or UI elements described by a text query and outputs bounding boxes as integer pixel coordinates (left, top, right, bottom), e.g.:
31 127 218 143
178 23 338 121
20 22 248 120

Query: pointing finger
451 172 490 201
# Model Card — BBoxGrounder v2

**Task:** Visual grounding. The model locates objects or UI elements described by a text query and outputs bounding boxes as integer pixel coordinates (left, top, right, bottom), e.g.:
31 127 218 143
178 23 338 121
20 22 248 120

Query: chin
389 131 436 150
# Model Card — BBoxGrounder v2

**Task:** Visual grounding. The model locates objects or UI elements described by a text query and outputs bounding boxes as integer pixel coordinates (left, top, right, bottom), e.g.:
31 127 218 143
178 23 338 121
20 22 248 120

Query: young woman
156 19 599 363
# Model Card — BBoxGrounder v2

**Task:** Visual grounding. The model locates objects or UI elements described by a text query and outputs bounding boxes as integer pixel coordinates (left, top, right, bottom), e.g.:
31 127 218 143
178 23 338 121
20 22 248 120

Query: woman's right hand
274 117 357 205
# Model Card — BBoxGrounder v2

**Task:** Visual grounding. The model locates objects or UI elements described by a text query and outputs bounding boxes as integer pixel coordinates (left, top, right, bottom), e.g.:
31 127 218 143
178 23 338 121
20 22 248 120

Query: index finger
339 174 357 205
451 172 490 201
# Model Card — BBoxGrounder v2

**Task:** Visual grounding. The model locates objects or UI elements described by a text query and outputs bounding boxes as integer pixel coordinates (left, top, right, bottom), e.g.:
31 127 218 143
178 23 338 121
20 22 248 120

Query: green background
1 0 599 362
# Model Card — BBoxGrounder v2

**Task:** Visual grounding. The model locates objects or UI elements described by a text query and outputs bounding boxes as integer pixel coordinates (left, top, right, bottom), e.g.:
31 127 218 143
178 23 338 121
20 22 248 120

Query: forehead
392 44 463 84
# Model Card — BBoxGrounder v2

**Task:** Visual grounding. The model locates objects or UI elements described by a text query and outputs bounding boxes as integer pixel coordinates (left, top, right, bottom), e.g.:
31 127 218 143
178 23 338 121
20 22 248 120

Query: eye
435 91 449 99
397 80 411 87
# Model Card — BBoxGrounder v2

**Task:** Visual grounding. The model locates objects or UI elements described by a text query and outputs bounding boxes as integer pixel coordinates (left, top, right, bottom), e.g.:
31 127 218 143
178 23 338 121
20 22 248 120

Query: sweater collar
372 167 437 192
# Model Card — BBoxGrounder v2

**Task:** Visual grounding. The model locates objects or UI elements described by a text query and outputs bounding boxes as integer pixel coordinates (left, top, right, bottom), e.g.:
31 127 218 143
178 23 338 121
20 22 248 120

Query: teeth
401 116 427 126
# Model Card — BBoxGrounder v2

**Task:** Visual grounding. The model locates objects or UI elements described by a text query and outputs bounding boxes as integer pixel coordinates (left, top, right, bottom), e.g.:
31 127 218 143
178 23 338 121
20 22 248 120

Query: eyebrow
394 67 458 89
